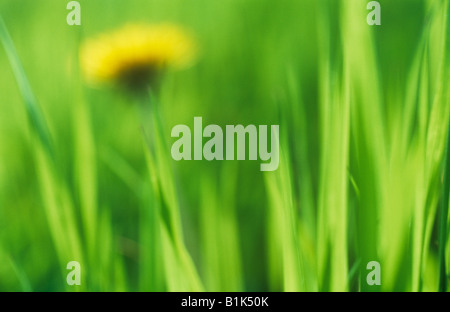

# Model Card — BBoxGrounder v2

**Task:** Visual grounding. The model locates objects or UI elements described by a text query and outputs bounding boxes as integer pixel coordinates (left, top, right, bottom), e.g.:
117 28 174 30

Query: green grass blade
0 16 53 158
439 118 450 292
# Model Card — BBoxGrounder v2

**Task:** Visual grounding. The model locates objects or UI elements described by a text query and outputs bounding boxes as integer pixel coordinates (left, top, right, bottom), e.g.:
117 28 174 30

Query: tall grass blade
0 16 53 158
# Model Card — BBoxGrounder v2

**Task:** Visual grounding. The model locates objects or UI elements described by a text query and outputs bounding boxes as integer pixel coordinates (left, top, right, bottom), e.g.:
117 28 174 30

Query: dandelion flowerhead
80 23 197 90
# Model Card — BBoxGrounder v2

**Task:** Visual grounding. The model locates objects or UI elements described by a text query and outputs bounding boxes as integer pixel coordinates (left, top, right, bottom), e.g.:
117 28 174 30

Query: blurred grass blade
0 16 53 158
439 118 450 292
0 15 84 285
139 94 204 291
7 255 32 292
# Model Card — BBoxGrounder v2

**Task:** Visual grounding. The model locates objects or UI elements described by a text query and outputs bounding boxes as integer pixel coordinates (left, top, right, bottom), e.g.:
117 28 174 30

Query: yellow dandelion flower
80 23 197 91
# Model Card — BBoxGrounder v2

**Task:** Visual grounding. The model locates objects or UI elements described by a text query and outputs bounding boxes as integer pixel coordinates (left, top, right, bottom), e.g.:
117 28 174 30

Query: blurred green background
0 0 449 291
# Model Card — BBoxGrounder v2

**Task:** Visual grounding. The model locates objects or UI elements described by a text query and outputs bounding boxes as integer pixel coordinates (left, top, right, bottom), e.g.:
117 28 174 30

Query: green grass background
0 0 449 291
